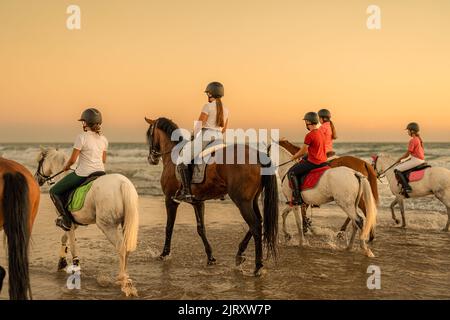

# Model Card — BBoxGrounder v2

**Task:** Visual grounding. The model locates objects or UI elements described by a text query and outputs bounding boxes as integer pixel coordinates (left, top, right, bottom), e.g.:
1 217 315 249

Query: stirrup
55 216 72 231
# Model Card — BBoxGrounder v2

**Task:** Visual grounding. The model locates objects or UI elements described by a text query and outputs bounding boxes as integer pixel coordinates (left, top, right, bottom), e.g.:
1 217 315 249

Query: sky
1 0 449 142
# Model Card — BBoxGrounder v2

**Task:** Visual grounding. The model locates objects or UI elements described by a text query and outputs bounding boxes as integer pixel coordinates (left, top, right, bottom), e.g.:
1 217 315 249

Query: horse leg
235 197 263 266
161 197 179 259
338 218 351 240
57 232 69 271
281 206 292 242
237 200 263 276
292 206 305 246
0 265 5 294
444 207 450 232
398 198 407 228
191 201 216 265
96 221 138 297
236 231 252 267
346 225 357 251
390 198 400 225
67 227 80 267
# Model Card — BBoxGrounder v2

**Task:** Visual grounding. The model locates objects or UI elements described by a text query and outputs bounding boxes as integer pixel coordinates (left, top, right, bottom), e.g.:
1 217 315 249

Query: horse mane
146 117 183 142
279 140 300 155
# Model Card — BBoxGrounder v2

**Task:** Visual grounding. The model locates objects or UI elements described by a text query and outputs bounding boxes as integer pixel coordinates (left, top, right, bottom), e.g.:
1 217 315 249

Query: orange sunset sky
1 0 449 142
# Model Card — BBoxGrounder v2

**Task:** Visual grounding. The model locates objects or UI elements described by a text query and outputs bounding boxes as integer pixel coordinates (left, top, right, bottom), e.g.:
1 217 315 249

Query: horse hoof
366 250 375 258
57 257 68 271
441 228 449 232
394 219 400 225
158 254 170 261
121 280 139 297
207 258 217 266
72 258 80 267
235 255 246 267
337 231 346 240
284 233 292 242
254 266 266 277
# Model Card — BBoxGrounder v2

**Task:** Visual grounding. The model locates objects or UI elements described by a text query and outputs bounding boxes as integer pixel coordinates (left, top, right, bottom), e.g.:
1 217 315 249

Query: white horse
373 153 450 231
34 148 139 296
271 145 377 257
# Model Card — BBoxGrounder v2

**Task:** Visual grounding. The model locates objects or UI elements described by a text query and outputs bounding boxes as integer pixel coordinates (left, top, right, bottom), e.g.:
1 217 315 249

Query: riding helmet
79 108 102 126
204 82 224 98
406 122 420 132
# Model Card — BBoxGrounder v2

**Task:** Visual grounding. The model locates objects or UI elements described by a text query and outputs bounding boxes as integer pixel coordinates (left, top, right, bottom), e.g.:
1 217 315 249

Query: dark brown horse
278 139 378 239
0 157 40 300
145 117 279 276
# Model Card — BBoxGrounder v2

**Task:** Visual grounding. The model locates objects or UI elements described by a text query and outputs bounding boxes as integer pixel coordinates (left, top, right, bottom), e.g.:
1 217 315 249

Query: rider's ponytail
330 120 337 140
215 98 225 127
89 124 102 135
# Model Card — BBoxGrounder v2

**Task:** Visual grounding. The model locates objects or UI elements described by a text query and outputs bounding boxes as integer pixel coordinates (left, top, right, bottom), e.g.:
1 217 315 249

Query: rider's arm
194 112 208 136
102 151 107 163
64 148 81 171
397 150 410 163
292 144 308 161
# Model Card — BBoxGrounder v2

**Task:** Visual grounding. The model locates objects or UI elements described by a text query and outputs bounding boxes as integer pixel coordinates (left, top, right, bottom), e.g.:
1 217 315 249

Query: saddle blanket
68 181 94 212
300 166 330 190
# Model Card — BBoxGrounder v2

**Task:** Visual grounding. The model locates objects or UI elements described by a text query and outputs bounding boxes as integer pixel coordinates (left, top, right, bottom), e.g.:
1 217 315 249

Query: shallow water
1 198 449 300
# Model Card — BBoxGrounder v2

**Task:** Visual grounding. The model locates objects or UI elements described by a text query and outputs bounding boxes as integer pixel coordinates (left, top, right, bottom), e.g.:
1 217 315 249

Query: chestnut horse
0 157 40 300
145 117 279 276
278 139 378 240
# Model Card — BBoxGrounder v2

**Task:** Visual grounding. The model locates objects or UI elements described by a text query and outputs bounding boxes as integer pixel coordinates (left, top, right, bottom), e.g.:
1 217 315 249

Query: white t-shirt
201 101 229 131
73 131 108 177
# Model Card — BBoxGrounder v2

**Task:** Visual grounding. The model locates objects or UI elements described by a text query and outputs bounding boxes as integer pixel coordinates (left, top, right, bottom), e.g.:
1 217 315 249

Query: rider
49 108 108 231
287 112 328 205
394 122 425 195
173 82 229 203
318 108 337 158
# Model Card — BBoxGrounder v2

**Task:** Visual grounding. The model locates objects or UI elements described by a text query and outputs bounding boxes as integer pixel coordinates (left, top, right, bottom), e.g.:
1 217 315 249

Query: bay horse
144 117 279 276
0 157 40 300
277 139 378 241
272 145 377 257
34 148 139 296
373 153 450 230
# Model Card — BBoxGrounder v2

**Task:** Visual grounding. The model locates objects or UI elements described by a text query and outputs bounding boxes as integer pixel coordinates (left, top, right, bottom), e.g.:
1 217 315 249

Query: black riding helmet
78 108 102 126
406 122 420 132
303 112 319 125
204 82 224 98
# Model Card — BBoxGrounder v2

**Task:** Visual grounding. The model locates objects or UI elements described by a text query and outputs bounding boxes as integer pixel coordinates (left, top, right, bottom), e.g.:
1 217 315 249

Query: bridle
372 155 398 182
35 151 66 185
35 152 53 184
147 119 171 163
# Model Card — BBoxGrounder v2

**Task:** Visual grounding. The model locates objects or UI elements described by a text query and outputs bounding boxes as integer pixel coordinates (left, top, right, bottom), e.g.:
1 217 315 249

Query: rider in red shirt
318 109 337 157
287 112 328 205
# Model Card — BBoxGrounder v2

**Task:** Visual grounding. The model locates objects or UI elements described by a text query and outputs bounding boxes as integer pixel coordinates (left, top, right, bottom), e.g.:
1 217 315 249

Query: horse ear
371 155 378 161
144 117 154 124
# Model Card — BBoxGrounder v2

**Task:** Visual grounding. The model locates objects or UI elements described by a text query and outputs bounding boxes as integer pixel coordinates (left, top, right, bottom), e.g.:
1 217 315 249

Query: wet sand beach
1 195 449 300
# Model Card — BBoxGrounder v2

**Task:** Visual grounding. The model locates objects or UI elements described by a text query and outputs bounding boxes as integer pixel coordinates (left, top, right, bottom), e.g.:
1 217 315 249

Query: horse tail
261 169 279 259
364 161 379 204
120 180 139 253
358 175 377 241
2 172 32 300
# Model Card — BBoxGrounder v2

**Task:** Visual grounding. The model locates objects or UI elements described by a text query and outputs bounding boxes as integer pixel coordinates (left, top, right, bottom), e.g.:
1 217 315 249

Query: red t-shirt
319 122 333 153
304 129 327 164
408 136 425 160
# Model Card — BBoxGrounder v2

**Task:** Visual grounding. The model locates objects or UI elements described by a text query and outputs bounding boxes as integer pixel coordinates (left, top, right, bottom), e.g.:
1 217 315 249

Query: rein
36 151 70 185
373 156 399 180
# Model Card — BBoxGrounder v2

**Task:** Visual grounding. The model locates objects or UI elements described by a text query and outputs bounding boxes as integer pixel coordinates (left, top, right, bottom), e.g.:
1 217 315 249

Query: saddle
62 171 106 225
175 141 226 184
402 163 431 182
298 165 331 191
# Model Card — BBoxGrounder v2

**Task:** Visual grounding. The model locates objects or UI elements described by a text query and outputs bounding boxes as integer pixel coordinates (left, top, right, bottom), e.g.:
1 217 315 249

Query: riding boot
288 171 303 206
173 163 195 203
50 193 72 231
394 169 412 197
